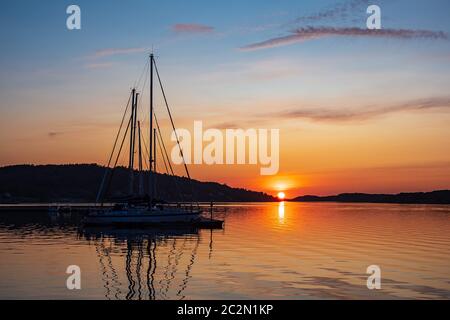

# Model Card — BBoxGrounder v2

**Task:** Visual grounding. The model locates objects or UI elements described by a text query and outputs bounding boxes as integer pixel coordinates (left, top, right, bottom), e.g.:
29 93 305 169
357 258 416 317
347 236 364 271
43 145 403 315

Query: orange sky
1 2 450 197
1 105 449 197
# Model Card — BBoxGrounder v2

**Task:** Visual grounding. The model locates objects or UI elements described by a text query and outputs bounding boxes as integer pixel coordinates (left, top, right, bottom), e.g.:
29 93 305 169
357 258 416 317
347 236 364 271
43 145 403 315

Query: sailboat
83 54 203 227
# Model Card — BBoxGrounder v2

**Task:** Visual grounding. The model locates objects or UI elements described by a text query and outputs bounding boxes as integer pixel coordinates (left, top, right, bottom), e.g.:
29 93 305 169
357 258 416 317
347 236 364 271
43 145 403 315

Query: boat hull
83 209 202 227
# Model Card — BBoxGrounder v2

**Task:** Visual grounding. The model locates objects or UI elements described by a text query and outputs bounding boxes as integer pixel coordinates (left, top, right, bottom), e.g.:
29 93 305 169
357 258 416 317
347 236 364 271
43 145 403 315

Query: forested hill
0 164 276 203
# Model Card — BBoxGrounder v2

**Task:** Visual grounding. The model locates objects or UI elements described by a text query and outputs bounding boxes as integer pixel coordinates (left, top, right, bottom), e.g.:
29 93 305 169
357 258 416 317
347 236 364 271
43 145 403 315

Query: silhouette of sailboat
84 54 204 226
81 227 203 300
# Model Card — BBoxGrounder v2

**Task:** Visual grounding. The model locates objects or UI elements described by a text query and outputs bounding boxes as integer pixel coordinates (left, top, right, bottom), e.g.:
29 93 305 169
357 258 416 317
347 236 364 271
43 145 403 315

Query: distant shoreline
289 190 450 205
0 164 449 205
1 194 449 206
0 199 449 207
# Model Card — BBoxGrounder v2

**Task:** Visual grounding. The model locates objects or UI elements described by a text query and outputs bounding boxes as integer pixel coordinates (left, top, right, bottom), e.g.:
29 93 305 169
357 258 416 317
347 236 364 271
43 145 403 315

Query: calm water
0 202 449 299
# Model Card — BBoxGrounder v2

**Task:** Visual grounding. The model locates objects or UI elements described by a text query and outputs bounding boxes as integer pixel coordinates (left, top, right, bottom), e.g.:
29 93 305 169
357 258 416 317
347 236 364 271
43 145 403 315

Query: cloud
240 27 448 50
48 132 63 138
210 97 450 128
294 0 370 24
271 97 450 122
172 23 214 34
84 62 114 69
91 47 148 58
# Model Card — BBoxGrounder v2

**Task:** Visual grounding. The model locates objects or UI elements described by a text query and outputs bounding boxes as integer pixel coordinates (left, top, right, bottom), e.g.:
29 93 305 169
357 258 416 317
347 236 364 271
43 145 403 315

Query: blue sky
1 0 450 194
1 1 449 69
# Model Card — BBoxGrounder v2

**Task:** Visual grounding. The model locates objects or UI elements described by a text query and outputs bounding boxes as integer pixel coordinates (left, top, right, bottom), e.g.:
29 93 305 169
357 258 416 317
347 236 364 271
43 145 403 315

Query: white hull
83 207 202 226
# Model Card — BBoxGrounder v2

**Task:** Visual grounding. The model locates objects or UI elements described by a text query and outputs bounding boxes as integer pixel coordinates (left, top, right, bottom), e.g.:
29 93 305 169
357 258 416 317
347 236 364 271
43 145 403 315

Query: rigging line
116 124 131 169
102 114 133 204
138 82 149 126
138 123 150 172
140 126 150 167
96 91 133 204
138 69 150 152
136 59 149 125
154 113 185 203
153 59 198 208
139 62 150 97
119 136 130 168
135 66 150 165
156 129 169 175
134 59 150 90
132 90 141 170
141 130 151 168
153 60 189 178
156 129 182 202
154 113 175 176
156 129 183 202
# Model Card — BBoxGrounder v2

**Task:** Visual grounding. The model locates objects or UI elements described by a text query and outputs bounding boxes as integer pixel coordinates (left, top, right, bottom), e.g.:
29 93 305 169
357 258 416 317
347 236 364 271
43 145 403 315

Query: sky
1 0 450 196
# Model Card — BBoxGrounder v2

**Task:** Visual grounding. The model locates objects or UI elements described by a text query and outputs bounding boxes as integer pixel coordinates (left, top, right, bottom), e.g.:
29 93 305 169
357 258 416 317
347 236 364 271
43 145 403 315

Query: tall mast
149 54 154 207
129 88 136 195
133 93 139 193
153 128 157 200
153 128 157 172
138 121 144 196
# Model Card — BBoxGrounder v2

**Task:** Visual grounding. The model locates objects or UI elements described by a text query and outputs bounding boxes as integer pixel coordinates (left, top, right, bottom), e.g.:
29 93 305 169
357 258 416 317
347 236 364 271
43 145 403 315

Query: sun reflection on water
278 201 285 222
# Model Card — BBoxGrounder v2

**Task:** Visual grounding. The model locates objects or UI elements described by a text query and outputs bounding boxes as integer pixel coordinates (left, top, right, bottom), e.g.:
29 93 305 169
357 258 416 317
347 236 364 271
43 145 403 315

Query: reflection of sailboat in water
81 227 204 300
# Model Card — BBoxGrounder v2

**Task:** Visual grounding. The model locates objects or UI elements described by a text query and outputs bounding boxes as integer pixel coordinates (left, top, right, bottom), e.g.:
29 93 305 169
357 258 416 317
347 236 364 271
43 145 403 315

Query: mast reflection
80 227 204 300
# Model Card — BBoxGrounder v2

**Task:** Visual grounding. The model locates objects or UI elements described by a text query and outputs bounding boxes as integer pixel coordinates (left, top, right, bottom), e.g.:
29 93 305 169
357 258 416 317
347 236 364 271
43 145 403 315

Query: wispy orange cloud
272 97 450 122
240 27 448 51
211 96 450 128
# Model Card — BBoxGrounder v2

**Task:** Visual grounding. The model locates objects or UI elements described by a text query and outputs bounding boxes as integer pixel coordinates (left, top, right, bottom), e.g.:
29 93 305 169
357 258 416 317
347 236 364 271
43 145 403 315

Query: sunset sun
277 192 286 200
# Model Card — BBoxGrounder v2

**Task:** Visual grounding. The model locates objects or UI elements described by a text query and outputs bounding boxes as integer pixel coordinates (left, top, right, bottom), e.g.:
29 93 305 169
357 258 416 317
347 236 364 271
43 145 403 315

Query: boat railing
160 202 200 212
90 202 200 213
